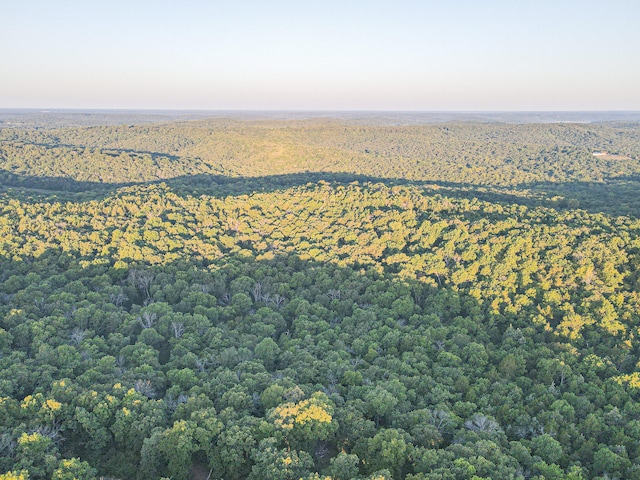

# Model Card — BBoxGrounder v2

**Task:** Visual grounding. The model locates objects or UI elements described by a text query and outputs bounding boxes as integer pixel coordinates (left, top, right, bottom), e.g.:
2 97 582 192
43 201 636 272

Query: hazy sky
2 0 639 110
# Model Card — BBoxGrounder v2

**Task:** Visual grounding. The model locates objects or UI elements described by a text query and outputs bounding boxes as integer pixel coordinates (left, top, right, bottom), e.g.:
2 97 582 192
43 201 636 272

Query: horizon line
2 108 640 113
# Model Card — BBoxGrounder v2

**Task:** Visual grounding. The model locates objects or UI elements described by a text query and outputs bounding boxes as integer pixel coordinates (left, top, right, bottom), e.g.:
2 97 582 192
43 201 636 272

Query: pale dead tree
411 285 425 308
138 311 157 329
110 291 127 307
270 294 286 309
195 358 208 373
0 434 16 458
465 414 502 435
323 384 338 395
558 364 569 390
195 355 217 372
116 355 127 374
251 282 264 302
351 357 363 368
134 379 156 398
327 289 342 301
535 425 550 436
164 394 189 414
515 468 528 479
171 322 185 338
70 328 88 345
34 297 47 312
504 326 526 345
324 372 339 395
513 423 539 440
250 392 261 414
33 424 64 444
128 268 154 302
430 409 454 433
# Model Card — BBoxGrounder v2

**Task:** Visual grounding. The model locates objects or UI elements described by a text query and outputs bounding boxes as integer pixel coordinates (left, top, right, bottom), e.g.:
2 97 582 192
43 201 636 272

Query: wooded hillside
1 118 640 479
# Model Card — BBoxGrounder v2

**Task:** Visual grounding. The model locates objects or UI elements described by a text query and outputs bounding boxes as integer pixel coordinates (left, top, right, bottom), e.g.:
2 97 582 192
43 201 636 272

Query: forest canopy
1 116 640 479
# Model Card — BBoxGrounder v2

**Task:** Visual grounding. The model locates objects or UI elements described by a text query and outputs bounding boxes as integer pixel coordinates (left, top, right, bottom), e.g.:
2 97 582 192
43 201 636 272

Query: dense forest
1 116 640 479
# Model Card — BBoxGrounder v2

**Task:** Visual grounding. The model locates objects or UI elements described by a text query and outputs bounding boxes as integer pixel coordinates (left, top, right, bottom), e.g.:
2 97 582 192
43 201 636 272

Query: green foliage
530 434 563 464
248 438 314 480
1 117 640 478
51 458 97 480
0 472 30 480
326 452 360 480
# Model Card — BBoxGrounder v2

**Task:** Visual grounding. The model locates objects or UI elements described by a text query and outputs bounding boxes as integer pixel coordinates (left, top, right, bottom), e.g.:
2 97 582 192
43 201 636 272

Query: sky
1 0 639 111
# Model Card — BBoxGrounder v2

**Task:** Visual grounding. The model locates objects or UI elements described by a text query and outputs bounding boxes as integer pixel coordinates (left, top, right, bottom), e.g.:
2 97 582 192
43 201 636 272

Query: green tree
530 434 563 464
326 452 360 480
51 458 97 480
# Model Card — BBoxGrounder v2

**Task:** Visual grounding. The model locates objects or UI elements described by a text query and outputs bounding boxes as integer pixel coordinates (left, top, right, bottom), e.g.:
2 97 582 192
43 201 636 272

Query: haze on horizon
2 0 639 111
